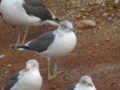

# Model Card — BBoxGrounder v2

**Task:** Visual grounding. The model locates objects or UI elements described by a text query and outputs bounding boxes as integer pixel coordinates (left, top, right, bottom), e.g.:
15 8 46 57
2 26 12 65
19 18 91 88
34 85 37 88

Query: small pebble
103 13 109 17
81 19 97 27
7 64 12 68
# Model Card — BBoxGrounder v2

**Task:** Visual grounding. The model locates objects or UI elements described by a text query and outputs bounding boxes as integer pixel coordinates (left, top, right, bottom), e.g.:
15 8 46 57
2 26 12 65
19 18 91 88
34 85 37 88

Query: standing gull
0 0 59 44
68 75 96 90
4 59 43 90
13 20 77 80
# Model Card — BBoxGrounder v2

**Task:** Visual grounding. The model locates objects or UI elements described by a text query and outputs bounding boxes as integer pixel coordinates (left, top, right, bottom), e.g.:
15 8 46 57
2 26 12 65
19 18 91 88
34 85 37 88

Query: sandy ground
0 0 120 90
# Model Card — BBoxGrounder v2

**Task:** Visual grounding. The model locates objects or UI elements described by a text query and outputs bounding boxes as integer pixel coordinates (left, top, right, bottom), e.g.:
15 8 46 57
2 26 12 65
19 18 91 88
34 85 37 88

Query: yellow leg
16 30 21 44
9 27 22 49
47 58 58 80
48 57 51 79
52 59 58 76
22 27 29 44
48 58 58 80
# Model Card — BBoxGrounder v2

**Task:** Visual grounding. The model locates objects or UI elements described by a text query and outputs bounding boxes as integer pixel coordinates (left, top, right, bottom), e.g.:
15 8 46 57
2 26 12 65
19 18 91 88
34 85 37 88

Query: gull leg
52 59 62 78
22 27 29 44
48 57 51 79
53 59 58 76
48 58 57 80
16 30 21 44
9 27 21 49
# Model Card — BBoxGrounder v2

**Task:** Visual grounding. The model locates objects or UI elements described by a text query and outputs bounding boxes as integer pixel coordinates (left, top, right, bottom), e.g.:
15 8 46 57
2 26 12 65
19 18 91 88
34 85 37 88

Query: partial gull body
0 0 59 44
13 20 77 80
4 59 42 90
68 75 96 90
114 0 120 3
0 53 5 59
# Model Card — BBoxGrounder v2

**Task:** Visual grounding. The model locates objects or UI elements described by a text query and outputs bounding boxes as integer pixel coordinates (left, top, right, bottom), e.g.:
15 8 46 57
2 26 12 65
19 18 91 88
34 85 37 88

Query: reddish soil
0 1 120 90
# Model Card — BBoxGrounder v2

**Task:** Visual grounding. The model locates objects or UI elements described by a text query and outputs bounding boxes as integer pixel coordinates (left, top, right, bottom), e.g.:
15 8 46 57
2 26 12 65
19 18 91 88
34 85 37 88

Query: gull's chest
55 33 76 48
12 71 42 90
75 84 95 90
45 32 77 57
22 72 42 86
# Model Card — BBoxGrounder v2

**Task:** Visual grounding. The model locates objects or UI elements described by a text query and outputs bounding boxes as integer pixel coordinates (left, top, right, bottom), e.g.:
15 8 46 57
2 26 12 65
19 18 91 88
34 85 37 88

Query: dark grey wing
24 0 42 6
68 83 77 90
4 72 19 90
27 31 55 52
23 1 54 21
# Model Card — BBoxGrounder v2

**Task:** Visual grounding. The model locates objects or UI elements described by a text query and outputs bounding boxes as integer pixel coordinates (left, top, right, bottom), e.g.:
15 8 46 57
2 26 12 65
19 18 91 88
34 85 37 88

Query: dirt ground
0 0 120 90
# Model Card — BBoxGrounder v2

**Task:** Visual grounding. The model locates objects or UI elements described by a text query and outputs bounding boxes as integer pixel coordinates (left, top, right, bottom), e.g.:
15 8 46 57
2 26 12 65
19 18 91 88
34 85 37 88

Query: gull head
24 59 39 71
59 20 73 32
79 75 94 87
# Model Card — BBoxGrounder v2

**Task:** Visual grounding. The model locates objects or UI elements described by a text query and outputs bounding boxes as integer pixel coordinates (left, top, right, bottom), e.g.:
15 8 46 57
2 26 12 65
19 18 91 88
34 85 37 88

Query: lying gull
4 59 43 90
68 75 96 90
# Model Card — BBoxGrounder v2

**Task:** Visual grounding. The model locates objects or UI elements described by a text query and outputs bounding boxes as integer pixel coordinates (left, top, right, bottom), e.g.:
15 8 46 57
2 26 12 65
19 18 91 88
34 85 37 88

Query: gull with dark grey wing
68 75 96 90
12 20 77 80
4 59 42 90
0 0 59 45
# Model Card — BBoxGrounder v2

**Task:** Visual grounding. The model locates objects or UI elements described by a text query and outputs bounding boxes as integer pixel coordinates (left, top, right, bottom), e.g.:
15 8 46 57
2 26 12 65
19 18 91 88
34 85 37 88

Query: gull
68 75 96 90
4 59 43 90
12 20 77 80
0 0 59 45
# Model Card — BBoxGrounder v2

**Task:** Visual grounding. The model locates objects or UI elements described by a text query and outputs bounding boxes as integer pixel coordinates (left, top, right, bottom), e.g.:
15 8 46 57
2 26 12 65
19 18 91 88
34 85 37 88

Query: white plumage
5 59 42 90
0 0 59 44
0 0 58 26
0 0 38 26
39 21 77 58
13 20 77 80
69 75 96 90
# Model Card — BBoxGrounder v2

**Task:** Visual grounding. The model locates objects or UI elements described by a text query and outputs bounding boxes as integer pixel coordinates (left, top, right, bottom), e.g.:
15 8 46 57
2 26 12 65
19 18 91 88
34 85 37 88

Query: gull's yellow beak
71 28 75 32
72 29 74 31
88 82 93 87
72 28 77 33
24 68 30 72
